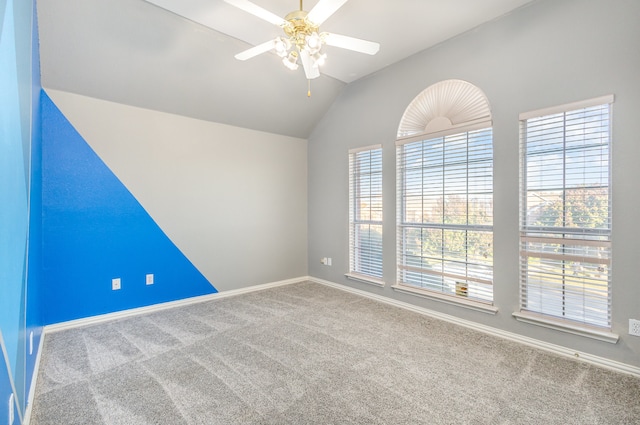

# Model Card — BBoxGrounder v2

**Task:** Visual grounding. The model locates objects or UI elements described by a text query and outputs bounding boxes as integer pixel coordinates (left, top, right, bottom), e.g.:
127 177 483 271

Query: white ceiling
145 0 535 84
37 0 536 138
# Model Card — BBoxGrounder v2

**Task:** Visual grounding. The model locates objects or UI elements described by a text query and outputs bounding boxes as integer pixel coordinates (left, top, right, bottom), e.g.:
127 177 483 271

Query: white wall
308 0 640 368
47 89 308 291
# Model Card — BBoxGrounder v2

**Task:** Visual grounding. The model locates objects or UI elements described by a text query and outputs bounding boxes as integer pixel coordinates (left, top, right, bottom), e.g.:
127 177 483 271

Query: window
519 96 613 329
395 80 494 307
348 145 383 283
397 129 494 303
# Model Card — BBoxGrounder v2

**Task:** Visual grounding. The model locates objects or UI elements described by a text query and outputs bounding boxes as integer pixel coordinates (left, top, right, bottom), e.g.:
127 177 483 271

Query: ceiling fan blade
235 39 277 61
306 0 349 26
323 32 380 55
299 50 321 80
223 0 289 27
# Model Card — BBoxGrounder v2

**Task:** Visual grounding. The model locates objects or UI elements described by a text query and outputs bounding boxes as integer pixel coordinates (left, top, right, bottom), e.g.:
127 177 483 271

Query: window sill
512 311 619 344
391 284 498 315
345 273 386 287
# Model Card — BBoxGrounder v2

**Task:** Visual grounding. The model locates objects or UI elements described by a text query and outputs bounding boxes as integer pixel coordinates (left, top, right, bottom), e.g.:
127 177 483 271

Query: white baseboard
45 276 307 334
309 276 640 378
22 332 45 425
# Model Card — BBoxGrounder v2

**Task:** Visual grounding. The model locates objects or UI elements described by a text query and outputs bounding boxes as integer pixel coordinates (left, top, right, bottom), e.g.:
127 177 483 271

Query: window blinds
519 98 612 328
396 128 494 302
349 145 383 279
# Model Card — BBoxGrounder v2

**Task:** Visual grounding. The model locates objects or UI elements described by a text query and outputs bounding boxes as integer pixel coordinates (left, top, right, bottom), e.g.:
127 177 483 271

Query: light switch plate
9 393 14 424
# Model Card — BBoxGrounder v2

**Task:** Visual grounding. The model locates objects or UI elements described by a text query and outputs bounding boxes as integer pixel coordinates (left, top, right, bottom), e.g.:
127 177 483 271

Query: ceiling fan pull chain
308 79 311 97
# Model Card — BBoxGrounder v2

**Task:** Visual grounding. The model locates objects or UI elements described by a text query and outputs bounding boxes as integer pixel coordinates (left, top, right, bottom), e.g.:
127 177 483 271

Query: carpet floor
30 281 640 424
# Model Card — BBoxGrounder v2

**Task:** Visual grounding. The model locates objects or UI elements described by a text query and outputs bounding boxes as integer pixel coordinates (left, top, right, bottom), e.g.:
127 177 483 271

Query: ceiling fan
224 0 380 82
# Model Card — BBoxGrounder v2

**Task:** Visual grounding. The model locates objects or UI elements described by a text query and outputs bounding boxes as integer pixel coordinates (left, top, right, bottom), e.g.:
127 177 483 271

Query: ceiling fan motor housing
283 10 320 50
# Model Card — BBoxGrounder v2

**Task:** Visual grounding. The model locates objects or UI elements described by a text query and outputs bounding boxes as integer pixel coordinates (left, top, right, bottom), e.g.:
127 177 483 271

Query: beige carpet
30 281 640 424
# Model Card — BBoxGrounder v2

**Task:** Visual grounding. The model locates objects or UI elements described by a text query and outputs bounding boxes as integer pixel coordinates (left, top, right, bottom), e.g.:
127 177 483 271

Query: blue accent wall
25 0 42 409
1 0 40 420
41 93 217 325
2 0 216 415
0 0 27 386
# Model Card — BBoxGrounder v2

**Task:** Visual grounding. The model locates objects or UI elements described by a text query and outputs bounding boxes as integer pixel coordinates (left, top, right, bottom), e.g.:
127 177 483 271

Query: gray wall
46 89 308 292
308 0 640 367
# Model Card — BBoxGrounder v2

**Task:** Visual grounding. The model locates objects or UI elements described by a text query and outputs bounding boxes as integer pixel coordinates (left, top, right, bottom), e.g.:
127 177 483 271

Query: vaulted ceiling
37 0 536 138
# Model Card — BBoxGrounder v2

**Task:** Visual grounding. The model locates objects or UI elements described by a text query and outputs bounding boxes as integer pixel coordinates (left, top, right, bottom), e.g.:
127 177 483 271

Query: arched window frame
394 80 497 313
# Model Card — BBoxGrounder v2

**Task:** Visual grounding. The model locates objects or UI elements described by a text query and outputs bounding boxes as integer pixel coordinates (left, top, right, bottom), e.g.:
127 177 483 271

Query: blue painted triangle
41 91 216 325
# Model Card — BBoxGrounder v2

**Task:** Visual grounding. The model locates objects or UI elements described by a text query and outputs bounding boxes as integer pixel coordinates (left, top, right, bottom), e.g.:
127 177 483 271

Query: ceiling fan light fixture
225 0 380 94
311 51 327 67
282 51 300 70
305 32 322 54
274 37 291 57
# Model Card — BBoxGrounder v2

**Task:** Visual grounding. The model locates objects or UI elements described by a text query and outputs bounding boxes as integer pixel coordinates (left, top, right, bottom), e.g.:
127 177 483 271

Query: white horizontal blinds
520 101 612 328
397 128 494 302
349 146 383 279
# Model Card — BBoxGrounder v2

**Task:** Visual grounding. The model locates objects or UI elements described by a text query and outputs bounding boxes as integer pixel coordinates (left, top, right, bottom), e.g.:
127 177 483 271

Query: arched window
395 80 494 306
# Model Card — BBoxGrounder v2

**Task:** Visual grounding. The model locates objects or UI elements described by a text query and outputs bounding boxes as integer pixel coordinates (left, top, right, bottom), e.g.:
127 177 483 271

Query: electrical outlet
629 319 640 337
112 278 121 290
146 273 154 285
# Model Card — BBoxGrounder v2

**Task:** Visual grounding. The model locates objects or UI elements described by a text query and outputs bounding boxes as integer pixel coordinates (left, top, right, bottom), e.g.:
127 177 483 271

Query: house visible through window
519 96 613 329
348 145 383 283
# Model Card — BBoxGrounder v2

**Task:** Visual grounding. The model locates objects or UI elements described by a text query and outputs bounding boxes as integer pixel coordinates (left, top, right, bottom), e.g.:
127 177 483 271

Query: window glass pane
468 194 492 226
520 101 611 328
397 128 493 303
349 147 383 280
467 230 493 265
